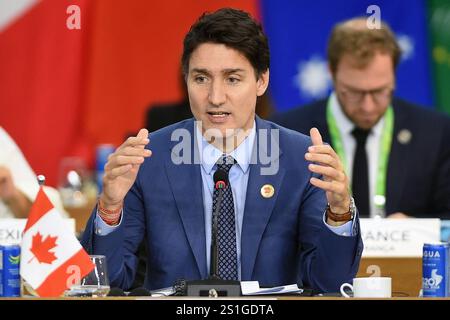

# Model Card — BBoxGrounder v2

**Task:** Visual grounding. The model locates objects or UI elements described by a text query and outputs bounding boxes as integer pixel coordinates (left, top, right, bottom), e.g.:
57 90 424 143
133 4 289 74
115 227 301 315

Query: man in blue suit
82 8 362 294
271 18 450 219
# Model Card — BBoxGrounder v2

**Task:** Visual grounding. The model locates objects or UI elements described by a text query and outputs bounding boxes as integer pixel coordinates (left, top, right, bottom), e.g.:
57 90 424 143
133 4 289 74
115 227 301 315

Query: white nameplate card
0 219 76 245
360 218 440 257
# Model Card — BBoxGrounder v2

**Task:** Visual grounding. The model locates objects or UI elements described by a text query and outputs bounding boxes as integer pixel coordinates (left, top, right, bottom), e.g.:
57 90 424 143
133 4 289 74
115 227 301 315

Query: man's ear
256 69 270 97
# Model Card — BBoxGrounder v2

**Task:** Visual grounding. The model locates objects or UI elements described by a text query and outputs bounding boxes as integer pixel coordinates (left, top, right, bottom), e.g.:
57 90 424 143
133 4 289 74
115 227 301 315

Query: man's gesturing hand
100 128 152 210
305 128 351 217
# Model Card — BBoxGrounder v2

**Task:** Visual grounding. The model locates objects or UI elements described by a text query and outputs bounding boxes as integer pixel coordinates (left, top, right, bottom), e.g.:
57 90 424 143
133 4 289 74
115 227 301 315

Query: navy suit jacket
81 117 362 293
270 98 450 219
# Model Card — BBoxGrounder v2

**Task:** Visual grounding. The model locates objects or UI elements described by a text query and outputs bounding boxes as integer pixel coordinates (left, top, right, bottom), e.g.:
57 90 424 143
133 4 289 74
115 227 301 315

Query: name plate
360 218 440 257
0 219 76 245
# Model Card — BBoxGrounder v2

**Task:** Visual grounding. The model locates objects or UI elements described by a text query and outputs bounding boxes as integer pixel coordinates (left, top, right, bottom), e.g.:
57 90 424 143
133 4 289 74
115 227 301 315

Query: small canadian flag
20 187 94 297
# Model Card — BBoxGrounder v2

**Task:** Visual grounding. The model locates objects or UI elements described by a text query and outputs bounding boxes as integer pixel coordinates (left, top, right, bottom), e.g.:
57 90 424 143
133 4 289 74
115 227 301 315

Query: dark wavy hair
181 8 270 78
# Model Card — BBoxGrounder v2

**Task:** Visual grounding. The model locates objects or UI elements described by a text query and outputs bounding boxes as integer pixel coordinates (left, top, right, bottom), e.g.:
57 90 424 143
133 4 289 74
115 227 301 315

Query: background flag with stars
261 0 434 111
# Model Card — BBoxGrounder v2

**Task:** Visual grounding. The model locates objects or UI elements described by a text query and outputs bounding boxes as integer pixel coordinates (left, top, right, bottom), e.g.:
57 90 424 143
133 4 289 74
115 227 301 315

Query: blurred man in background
0 127 36 218
271 18 450 219
0 126 68 218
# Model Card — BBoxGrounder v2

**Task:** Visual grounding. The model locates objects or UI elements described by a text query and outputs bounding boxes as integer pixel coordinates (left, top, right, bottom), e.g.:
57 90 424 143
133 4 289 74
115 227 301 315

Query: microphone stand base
186 279 241 297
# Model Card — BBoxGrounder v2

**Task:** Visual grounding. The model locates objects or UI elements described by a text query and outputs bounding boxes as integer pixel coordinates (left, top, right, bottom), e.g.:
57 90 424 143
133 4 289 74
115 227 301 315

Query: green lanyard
326 98 394 215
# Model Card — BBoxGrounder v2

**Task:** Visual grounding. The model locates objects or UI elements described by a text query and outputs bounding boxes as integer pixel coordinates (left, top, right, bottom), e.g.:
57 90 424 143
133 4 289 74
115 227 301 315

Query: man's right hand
100 128 152 210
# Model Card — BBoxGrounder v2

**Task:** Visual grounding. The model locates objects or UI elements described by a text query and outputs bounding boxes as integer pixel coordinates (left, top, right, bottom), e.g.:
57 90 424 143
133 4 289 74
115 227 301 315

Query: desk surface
0 296 448 300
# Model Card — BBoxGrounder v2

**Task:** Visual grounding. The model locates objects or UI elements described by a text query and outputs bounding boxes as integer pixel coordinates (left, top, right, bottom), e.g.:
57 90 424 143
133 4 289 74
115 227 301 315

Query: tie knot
216 155 236 173
351 127 370 145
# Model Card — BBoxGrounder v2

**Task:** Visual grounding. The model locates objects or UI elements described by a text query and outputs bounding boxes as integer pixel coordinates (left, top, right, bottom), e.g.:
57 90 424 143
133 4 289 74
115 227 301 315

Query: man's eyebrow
191 68 211 76
222 68 245 74
342 83 392 92
190 68 246 75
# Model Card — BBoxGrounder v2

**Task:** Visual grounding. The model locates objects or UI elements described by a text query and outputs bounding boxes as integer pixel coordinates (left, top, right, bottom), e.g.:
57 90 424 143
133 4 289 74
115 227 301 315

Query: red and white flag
20 187 94 297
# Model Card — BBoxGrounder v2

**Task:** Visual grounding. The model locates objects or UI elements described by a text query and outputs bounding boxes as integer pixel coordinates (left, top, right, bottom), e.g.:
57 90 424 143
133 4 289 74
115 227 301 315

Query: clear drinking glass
65 255 110 297
58 156 89 208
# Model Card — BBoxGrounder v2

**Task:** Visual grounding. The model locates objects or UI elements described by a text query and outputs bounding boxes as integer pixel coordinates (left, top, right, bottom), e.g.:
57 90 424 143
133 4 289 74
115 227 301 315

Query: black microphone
210 169 228 279
183 168 241 297
128 287 151 296
107 287 126 296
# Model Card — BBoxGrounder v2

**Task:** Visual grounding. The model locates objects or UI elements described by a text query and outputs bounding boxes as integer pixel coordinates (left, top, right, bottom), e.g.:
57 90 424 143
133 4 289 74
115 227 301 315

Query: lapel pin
397 129 412 145
261 184 275 198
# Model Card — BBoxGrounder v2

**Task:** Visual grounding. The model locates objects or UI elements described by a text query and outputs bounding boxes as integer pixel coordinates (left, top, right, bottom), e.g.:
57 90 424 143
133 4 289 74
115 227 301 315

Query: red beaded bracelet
98 199 123 226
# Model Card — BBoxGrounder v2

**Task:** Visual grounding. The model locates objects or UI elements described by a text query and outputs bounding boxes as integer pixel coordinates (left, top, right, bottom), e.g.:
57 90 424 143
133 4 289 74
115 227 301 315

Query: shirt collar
195 120 256 175
330 91 386 137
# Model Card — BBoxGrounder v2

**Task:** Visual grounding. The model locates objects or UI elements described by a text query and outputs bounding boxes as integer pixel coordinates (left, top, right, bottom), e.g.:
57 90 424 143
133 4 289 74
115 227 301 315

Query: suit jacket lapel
165 119 207 278
386 104 409 213
241 117 285 280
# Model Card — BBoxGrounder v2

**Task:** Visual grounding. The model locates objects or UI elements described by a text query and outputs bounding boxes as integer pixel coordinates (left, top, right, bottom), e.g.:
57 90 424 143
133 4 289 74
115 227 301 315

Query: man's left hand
305 128 351 217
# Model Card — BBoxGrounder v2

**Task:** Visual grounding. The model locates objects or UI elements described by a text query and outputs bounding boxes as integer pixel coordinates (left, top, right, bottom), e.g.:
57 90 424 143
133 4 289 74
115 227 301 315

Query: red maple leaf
29 232 58 264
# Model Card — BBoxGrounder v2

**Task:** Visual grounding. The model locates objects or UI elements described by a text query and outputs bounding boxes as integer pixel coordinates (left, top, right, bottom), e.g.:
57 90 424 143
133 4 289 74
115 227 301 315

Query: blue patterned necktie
212 155 238 280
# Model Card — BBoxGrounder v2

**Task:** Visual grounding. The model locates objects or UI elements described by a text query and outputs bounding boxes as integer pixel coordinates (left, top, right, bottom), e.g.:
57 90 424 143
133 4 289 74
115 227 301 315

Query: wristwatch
326 197 356 222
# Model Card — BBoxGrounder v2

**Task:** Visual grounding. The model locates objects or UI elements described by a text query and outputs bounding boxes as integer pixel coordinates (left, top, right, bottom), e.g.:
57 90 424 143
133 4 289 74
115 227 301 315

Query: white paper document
240 281 303 295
